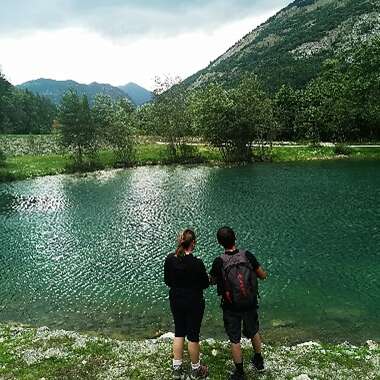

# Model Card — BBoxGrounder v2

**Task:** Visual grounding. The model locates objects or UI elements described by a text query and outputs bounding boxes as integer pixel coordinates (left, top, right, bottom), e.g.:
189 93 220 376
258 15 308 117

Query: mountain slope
17 79 134 105
184 0 380 92
118 83 153 106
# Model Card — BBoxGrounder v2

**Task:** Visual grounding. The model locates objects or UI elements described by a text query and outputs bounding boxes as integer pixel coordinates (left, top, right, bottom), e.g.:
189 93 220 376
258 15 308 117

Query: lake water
0 161 379 343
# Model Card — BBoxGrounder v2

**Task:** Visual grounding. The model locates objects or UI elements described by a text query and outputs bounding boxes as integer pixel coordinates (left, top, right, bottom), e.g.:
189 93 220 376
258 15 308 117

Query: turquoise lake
0 160 379 343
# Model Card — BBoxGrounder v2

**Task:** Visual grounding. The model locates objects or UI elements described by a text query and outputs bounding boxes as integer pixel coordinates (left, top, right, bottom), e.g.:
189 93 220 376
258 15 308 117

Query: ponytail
175 229 196 258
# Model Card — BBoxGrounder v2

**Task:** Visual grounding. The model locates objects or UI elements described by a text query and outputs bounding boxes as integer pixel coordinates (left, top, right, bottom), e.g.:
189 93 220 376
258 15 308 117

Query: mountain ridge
183 0 380 92
118 82 153 106
17 78 141 106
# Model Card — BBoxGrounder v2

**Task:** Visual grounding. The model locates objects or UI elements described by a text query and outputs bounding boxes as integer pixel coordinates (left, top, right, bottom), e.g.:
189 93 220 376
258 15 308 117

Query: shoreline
0 323 378 379
1 144 380 184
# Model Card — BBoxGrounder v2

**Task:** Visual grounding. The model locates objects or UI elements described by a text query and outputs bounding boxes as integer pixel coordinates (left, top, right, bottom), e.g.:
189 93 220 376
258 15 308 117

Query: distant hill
17 79 134 105
183 0 380 92
118 83 153 106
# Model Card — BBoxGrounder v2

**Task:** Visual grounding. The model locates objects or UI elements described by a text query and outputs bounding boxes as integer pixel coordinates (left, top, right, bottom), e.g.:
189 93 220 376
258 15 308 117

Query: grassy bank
1 144 380 183
0 324 378 380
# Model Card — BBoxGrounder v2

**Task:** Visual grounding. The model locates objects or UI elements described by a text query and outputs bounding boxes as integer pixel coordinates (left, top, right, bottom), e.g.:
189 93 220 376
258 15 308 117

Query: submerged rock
271 319 295 328
366 340 378 350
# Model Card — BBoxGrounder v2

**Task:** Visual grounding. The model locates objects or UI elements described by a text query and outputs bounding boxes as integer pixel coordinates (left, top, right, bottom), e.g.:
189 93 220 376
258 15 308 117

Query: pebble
292 375 311 380
156 332 174 340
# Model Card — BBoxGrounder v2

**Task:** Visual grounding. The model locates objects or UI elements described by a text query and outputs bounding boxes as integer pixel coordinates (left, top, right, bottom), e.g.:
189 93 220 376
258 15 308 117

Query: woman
164 229 209 379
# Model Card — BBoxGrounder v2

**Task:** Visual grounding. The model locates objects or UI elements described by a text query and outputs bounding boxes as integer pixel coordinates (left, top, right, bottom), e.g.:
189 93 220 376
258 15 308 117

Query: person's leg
187 300 208 379
170 296 186 375
224 309 244 377
231 342 243 364
188 340 200 364
242 309 264 371
251 332 262 353
173 337 185 360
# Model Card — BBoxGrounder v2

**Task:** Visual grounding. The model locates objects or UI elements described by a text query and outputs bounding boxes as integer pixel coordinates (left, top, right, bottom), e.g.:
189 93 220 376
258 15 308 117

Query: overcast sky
0 0 289 90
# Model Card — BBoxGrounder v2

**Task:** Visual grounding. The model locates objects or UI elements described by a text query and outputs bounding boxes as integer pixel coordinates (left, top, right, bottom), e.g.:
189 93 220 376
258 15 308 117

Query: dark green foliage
58 91 98 166
0 70 57 135
191 74 276 162
0 148 6 166
92 95 136 166
334 143 353 155
147 76 196 161
271 37 380 143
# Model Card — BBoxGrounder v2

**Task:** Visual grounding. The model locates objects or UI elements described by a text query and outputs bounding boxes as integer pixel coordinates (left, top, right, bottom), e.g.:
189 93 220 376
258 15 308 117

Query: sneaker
228 369 245 380
173 365 185 380
251 353 265 372
190 364 209 379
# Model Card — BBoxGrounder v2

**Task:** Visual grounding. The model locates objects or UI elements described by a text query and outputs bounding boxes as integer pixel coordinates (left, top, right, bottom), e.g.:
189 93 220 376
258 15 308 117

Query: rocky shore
0 324 379 379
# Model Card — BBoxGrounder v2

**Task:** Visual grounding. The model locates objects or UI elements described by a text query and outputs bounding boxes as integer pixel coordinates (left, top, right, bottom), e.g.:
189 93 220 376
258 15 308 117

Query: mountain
118 83 153 106
17 79 134 105
184 0 380 92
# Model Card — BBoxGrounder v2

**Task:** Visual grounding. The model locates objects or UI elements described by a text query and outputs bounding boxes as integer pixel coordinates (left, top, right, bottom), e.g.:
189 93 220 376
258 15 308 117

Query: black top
210 249 260 310
164 252 209 298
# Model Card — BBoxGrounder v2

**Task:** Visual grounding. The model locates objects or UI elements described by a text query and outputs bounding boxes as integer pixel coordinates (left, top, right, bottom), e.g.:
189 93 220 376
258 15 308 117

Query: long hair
175 229 196 258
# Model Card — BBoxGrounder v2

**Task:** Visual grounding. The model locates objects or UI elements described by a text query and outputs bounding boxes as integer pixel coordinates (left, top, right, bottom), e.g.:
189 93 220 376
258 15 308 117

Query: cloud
0 0 290 39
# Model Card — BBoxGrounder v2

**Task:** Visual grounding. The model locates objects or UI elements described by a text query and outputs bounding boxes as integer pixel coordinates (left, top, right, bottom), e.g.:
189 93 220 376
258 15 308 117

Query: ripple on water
0 162 379 342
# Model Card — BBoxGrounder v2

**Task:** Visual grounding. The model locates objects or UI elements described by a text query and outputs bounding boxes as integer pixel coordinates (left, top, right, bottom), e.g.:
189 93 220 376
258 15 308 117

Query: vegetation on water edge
0 144 379 183
0 324 378 380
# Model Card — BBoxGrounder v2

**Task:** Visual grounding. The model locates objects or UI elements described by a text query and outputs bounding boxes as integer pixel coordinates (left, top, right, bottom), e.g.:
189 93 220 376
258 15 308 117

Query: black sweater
164 252 209 298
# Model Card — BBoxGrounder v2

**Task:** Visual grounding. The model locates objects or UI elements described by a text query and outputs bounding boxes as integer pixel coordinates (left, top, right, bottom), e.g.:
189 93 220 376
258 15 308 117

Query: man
210 226 267 380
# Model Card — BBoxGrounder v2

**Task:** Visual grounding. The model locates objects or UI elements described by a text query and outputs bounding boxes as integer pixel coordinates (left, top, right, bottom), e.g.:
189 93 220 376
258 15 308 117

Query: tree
191 74 276 161
58 91 97 165
274 85 301 141
0 76 56 135
232 74 276 160
150 76 194 159
92 95 136 165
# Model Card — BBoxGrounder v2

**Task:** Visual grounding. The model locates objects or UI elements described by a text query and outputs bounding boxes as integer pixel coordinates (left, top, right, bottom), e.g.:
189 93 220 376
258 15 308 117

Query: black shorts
170 292 205 342
223 308 259 344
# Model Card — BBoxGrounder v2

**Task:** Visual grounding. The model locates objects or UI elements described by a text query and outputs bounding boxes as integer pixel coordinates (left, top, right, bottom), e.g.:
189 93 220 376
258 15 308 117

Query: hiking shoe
173 365 185 380
228 369 245 380
251 353 265 372
190 364 209 379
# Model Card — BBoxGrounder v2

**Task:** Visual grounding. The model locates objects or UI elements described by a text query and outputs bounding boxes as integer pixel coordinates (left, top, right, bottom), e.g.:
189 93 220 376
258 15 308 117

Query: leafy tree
274 85 302 140
58 91 97 165
191 74 276 161
190 82 234 160
92 95 136 165
231 74 276 160
295 38 380 143
150 76 194 159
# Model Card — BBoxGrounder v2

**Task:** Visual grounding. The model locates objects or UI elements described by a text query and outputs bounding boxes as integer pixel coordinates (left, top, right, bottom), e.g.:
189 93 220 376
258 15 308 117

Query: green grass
0 324 378 380
0 144 379 183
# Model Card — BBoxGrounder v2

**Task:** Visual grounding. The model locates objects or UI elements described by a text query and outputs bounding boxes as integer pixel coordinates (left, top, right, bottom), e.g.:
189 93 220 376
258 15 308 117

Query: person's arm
255 266 268 280
209 258 221 286
199 260 210 289
246 251 268 280
164 257 172 287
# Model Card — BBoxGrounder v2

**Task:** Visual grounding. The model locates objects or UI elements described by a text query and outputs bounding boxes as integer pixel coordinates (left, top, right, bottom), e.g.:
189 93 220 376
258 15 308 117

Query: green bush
0 149 6 166
65 159 104 174
334 143 353 155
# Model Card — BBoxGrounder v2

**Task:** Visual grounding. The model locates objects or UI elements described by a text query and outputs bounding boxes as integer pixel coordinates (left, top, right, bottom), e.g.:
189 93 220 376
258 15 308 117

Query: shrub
0 149 6 166
65 159 104 174
334 143 353 155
